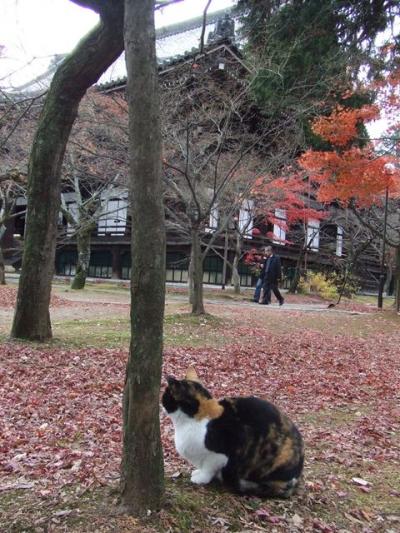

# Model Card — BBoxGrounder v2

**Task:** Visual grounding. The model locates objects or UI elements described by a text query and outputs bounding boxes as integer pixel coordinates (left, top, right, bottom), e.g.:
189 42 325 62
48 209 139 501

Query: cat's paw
190 469 213 484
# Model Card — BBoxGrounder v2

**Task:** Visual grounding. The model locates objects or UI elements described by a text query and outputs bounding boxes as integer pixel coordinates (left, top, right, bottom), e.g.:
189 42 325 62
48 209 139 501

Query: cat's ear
167 376 179 387
185 366 201 383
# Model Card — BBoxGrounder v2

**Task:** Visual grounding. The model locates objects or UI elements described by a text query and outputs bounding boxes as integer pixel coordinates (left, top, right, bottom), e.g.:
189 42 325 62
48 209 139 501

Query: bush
327 272 360 299
298 271 338 300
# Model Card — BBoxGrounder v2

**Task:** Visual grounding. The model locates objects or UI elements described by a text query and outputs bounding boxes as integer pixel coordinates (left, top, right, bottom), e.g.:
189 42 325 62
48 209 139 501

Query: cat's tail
239 478 300 498
253 477 302 499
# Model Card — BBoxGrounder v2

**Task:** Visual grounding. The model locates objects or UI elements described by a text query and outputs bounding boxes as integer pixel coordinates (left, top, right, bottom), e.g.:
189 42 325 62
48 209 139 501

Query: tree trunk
231 231 241 295
336 264 349 304
11 2 124 341
191 226 205 315
395 245 400 313
384 262 393 296
71 230 91 289
188 252 195 305
0 245 5 285
120 0 165 516
289 248 305 294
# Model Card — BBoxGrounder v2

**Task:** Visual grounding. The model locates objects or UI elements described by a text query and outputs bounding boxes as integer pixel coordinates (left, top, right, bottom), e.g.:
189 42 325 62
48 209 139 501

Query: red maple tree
245 170 327 289
298 67 400 307
299 69 400 205
249 171 326 243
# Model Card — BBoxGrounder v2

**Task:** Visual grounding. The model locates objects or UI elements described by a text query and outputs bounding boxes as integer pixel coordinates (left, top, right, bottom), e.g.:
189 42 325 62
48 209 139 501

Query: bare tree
160 48 302 313
350 198 400 310
60 167 122 289
0 87 38 284
0 180 26 284
11 0 124 341
60 91 129 289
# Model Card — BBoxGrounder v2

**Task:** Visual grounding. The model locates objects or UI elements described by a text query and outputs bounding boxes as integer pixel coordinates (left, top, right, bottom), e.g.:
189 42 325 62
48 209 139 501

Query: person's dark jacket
261 255 282 284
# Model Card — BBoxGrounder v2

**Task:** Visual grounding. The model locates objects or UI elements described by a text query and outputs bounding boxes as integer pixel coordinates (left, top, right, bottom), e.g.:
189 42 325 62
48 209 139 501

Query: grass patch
1 429 399 532
252 307 400 338
48 313 228 349
164 313 228 348
299 405 373 427
352 293 395 308
161 478 248 532
52 317 131 348
5 471 397 532
304 458 400 527
0 485 122 533
164 312 224 327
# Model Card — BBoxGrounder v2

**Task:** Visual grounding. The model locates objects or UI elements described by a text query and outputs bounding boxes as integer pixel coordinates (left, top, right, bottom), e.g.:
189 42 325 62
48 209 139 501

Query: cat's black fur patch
204 396 304 496
163 377 211 417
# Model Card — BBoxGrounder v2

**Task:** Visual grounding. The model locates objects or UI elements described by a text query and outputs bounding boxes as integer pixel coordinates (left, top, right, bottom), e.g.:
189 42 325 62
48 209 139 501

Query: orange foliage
311 105 379 147
251 171 326 242
300 70 400 206
300 148 400 205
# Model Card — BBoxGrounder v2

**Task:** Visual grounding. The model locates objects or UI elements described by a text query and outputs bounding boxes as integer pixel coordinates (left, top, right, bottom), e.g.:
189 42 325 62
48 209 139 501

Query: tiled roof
98 6 235 88
156 7 233 39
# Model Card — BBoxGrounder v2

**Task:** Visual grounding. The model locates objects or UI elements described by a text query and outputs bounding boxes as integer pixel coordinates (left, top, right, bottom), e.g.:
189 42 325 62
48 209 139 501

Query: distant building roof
100 42 251 93
98 6 236 87
2 6 237 100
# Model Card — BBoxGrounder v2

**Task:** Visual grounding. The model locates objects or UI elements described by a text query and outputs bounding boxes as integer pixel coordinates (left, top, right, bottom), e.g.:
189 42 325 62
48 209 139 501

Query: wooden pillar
111 246 122 279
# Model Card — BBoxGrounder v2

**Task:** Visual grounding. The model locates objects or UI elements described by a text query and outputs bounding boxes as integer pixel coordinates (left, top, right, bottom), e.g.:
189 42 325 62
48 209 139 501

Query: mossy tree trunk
289 247 305 294
0 224 5 284
0 245 5 285
231 230 242 295
10 1 124 341
395 245 400 313
120 0 166 516
188 252 195 305
70 229 92 290
191 225 205 315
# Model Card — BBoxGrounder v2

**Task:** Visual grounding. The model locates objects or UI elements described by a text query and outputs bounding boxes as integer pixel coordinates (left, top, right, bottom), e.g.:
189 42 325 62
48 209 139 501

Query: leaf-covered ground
0 285 76 309
0 282 399 532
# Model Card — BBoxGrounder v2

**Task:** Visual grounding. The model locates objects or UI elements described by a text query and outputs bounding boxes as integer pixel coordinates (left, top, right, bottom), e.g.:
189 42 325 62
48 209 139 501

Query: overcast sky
0 0 235 87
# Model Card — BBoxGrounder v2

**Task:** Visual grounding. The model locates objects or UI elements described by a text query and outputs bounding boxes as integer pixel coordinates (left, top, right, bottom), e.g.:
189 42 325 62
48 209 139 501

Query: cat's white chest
169 409 228 481
170 410 209 466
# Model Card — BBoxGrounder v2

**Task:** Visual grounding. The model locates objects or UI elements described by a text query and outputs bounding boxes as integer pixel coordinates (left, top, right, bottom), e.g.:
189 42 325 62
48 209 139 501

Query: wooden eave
99 43 252 94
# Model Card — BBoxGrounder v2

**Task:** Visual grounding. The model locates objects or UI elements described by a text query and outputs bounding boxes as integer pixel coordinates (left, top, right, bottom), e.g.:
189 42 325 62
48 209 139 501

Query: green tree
237 0 399 133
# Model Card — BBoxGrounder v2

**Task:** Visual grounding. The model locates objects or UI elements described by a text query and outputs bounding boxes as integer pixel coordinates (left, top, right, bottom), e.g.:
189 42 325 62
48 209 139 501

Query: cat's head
162 367 222 419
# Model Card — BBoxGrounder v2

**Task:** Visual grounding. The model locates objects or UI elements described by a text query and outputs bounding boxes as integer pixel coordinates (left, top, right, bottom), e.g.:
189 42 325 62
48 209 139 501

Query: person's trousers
262 280 283 304
253 278 263 302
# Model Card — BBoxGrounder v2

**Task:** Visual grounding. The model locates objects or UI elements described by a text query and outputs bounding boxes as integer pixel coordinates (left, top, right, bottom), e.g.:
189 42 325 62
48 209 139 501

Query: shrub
298 271 338 300
327 272 360 298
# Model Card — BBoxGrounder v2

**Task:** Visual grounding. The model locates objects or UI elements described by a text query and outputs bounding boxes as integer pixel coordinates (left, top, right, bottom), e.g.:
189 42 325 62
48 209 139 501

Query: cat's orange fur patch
195 395 224 420
271 437 294 470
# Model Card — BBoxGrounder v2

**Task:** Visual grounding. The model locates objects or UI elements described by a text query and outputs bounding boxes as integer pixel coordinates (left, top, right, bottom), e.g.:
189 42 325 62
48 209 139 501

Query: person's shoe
279 298 285 306
259 301 270 305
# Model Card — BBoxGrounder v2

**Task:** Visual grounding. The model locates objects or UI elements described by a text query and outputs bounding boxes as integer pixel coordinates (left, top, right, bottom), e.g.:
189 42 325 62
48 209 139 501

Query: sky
0 0 236 88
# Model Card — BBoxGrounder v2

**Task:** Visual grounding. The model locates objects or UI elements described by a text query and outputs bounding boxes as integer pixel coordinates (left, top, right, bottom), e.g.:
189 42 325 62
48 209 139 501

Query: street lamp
377 163 395 309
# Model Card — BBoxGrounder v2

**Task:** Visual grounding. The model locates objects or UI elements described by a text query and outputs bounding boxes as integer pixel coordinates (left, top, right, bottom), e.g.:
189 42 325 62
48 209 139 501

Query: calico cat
162 367 304 498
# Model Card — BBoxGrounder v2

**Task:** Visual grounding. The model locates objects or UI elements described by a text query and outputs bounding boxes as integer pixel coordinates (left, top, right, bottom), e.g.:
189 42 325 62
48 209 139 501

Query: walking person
253 251 267 302
260 245 284 306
